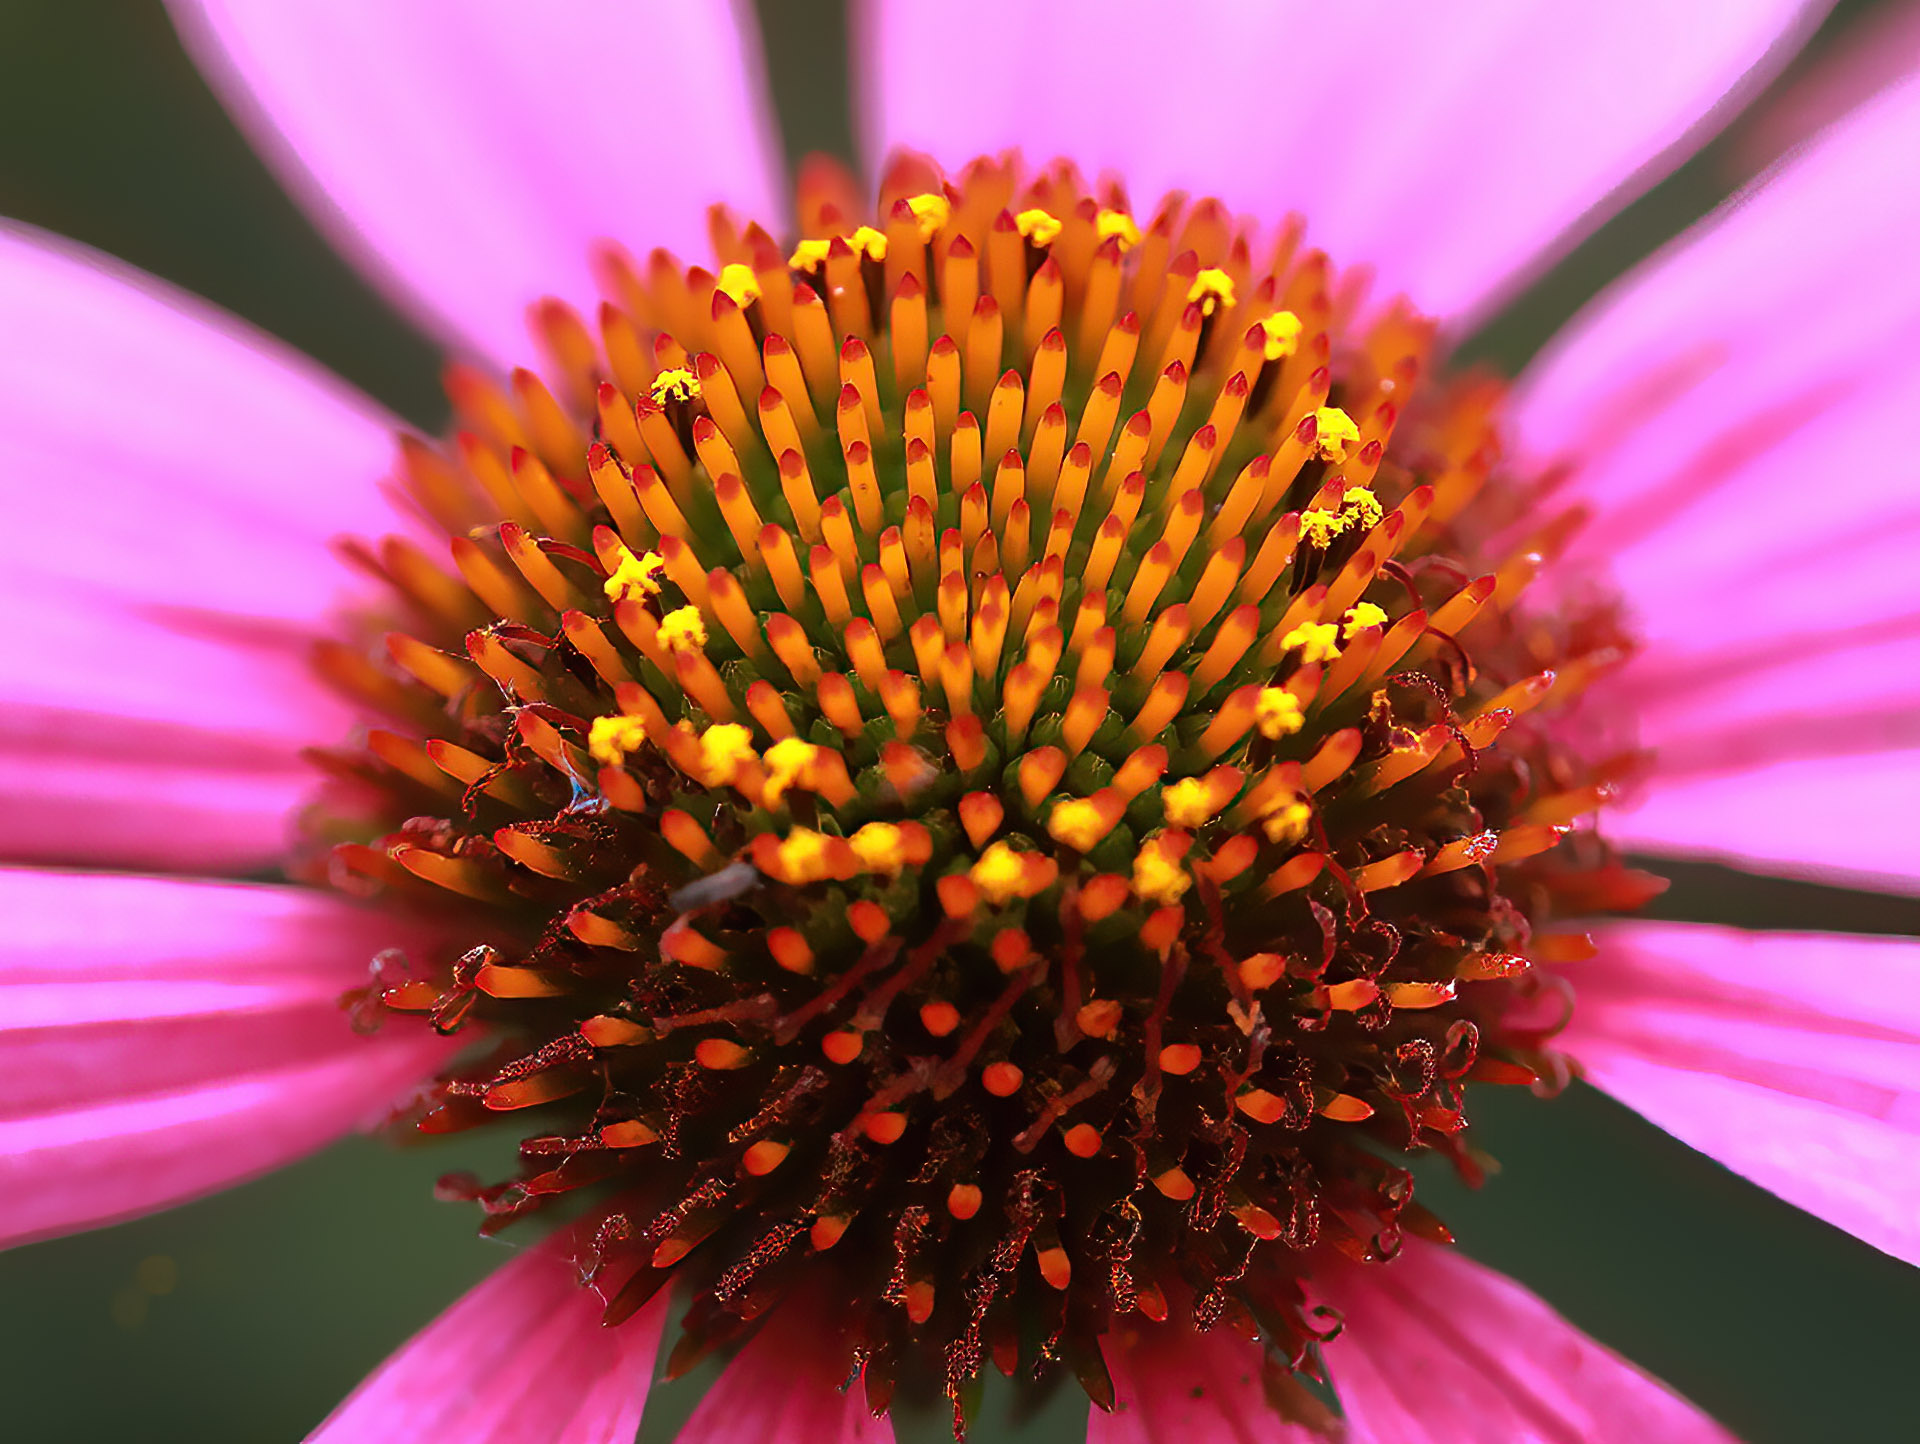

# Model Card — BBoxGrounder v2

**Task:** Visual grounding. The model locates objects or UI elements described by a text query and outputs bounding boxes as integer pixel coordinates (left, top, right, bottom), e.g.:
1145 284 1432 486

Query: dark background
1 1 1916 1439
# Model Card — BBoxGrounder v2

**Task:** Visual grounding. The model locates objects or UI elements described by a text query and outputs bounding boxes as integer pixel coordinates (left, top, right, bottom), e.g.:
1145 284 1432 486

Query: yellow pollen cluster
1343 602 1389 638
1261 794 1314 845
1046 799 1108 853
1281 622 1342 664
1095 208 1142 249
905 192 951 239
1186 268 1237 316
1313 405 1360 462
697 723 756 786
587 713 649 767
715 262 761 307
787 237 832 271
601 542 666 603
1132 837 1190 904
762 737 822 803
1258 310 1303 360
776 828 834 884
851 822 908 875
1342 486 1383 530
1162 777 1221 828
650 367 701 405
1014 208 1062 246
656 605 707 653
1255 687 1306 739
847 225 888 261
970 841 1032 903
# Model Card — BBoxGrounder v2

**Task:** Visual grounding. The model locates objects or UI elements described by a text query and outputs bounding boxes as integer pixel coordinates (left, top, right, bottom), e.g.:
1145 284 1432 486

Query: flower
2 4 1917 1443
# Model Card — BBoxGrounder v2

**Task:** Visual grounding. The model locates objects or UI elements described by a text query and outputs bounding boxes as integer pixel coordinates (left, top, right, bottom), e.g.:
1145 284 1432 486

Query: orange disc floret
323 149 1640 1434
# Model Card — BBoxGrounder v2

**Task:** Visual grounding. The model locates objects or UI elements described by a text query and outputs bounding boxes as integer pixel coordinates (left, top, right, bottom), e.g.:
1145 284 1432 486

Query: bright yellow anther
847 225 888 261
788 238 832 271
1046 798 1107 853
716 263 762 307
657 605 708 653
1095 209 1142 250
905 193 951 239
697 724 756 787
1163 778 1221 829
762 737 822 803
1133 838 1190 905
1343 602 1389 638
1312 406 1360 462
851 822 908 875
1299 510 1345 548
1341 486 1383 530
1258 310 1303 360
1262 795 1313 846
776 828 834 884
1186 268 1237 316
1255 688 1305 740
971 841 1031 904
1281 622 1341 665
650 367 701 406
1014 208 1063 246
588 714 649 767
602 542 666 604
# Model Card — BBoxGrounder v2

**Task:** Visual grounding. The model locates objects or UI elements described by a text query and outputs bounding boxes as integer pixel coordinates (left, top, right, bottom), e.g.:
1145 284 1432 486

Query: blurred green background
2 1 1917 1439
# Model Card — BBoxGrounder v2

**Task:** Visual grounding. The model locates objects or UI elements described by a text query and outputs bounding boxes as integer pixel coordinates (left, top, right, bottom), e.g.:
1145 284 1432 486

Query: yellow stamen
788 237 832 272
762 737 822 803
601 542 666 604
1254 688 1305 740
657 605 708 653
650 367 701 406
1186 268 1237 317
588 714 648 767
1133 838 1190 905
1014 208 1063 246
1312 406 1360 462
1281 622 1341 664
1299 508 1346 548
1261 795 1313 845
715 263 761 307
1341 486 1383 530
904 192 951 239
1342 601 1389 638
1094 209 1141 250
847 225 888 261
851 822 908 875
697 724 756 787
1162 777 1221 829
971 841 1032 904
1258 310 1303 360
1046 798 1107 853
776 828 834 884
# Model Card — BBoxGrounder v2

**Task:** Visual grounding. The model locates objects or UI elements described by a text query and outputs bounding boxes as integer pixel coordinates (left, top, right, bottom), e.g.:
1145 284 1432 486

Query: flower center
327 153 1642 1432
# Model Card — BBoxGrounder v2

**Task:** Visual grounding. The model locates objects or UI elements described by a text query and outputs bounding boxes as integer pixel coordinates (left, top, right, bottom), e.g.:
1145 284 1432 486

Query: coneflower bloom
3 3 1916 1442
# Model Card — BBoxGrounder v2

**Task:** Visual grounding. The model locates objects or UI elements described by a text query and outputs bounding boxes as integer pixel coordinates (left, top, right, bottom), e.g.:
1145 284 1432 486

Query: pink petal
673 1303 893 1443
0 869 452 1248
1512 76 1920 888
171 0 784 368
1091 1320 1320 1443
1563 921 1920 1266
0 222 402 871
310 1226 670 1443
857 0 1819 318
1326 1241 1735 1442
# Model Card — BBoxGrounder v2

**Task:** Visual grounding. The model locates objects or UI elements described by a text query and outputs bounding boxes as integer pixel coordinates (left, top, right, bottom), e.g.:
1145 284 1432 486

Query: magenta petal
857 0 1817 318
673 1304 894 1443
0 869 452 1248
1326 1241 1734 1442
171 0 784 368
1091 1320 1319 1443
1512 78 1920 887
310 1227 669 1443
1565 921 1920 1266
0 222 401 870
